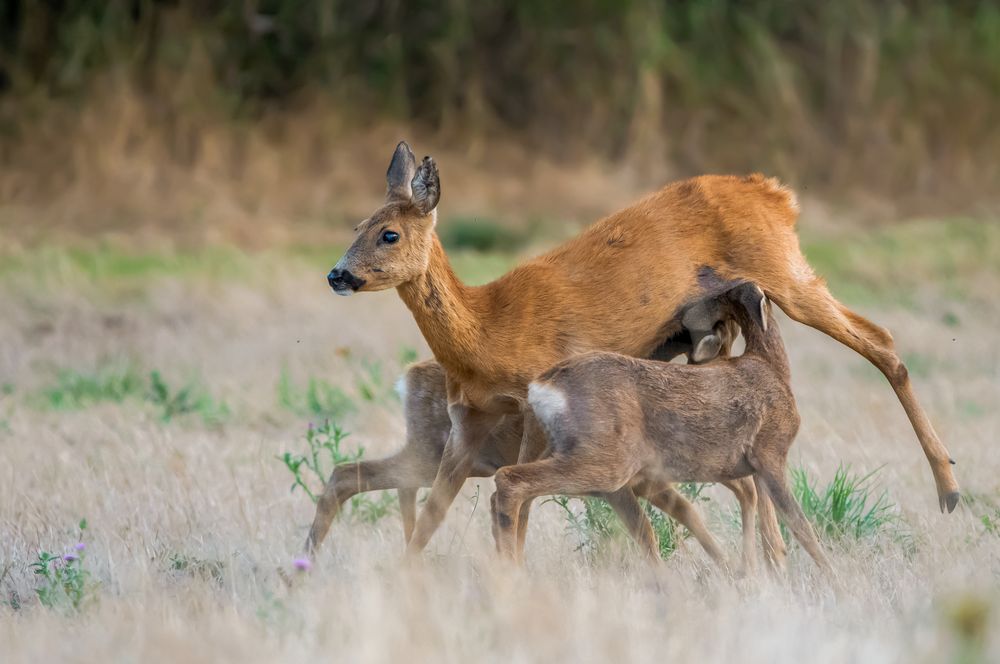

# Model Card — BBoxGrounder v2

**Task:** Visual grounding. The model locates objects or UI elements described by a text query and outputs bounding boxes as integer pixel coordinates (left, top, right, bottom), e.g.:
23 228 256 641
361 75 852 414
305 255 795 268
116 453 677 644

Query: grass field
1 219 999 662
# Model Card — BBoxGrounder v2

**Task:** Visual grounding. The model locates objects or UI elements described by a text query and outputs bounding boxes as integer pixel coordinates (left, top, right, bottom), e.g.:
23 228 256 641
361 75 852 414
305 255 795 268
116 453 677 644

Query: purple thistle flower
74 542 86 551
292 557 311 572
63 553 79 562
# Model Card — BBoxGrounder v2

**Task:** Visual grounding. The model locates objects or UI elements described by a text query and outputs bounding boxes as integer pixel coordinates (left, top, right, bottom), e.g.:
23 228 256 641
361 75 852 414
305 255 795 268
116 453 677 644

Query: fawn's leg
493 457 625 561
399 488 418 544
646 486 728 568
306 447 436 553
406 405 500 555
603 488 660 561
722 478 759 576
771 277 959 512
751 459 833 575
513 413 551 562
754 475 787 572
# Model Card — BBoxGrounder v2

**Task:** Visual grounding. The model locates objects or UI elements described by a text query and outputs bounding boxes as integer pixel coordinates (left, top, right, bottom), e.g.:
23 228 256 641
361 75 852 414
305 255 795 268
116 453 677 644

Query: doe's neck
396 235 489 380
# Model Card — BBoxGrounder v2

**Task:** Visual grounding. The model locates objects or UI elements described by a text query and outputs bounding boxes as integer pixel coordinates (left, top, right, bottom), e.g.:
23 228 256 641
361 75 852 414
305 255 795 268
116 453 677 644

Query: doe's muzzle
327 268 365 294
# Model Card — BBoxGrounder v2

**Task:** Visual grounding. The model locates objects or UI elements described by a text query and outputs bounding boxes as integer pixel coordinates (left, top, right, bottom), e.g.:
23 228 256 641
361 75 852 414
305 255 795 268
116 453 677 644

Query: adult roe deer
324 142 959 555
492 282 830 576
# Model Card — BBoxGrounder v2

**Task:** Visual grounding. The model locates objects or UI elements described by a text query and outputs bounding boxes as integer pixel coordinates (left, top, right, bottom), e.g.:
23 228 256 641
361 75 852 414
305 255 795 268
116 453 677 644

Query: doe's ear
411 156 440 215
735 282 768 332
386 141 417 202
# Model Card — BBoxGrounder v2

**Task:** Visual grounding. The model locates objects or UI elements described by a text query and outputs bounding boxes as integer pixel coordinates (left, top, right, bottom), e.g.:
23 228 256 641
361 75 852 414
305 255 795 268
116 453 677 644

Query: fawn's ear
386 141 417 202
691 333 723 364
411 156 440 215
735 282 768 332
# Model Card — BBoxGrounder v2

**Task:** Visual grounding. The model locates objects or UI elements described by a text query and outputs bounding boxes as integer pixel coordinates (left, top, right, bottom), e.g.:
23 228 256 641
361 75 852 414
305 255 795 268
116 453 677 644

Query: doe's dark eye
381 230 400 244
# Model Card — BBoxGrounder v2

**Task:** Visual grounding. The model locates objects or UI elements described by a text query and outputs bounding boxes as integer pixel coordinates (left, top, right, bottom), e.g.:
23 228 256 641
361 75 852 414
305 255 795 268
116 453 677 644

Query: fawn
308 298 785 573
491 282 830 574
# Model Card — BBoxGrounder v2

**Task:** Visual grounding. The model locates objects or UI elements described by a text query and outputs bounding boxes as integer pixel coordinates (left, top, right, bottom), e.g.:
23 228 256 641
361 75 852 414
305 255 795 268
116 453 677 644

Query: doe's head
328 141 441 295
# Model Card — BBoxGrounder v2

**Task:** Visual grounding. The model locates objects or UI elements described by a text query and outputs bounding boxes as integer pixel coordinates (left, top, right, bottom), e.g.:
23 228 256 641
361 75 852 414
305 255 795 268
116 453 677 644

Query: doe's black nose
328 268 365 291
327 268 343 289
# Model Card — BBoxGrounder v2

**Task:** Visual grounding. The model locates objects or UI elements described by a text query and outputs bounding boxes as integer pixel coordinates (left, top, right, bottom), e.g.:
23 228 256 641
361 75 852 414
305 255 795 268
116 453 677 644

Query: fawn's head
328 142 440 295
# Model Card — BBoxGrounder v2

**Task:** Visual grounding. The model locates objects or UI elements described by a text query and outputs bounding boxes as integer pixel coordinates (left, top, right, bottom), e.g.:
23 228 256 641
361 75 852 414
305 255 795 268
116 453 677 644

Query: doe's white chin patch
527 382 568 425
334 289 354 297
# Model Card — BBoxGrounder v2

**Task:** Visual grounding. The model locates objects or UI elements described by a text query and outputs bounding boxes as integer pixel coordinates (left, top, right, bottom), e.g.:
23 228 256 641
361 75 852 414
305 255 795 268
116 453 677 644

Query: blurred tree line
1 0 999 202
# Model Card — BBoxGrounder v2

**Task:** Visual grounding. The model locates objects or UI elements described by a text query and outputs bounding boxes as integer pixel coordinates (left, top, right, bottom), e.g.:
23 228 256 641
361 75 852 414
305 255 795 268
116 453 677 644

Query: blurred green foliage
276 368 356 421
36 362 229 425
1 217 997 304
41 364 143 409
276 419 398 520
440 217 528 253
2 1 999 192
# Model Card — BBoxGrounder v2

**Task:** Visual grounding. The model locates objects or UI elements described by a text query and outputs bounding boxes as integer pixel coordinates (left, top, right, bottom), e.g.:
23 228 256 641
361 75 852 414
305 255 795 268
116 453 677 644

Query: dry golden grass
0 232 998 663
0 82 658 249
7 80 997 251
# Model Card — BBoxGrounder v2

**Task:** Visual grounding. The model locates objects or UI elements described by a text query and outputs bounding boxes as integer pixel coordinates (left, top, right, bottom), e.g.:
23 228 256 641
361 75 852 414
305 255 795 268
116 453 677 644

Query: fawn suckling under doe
306 309 785 573
492 282 831 574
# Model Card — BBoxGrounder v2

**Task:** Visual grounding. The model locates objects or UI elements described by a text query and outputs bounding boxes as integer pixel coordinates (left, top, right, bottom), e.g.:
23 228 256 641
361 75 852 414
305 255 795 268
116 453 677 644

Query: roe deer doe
325 141 958 556
492 282 831 575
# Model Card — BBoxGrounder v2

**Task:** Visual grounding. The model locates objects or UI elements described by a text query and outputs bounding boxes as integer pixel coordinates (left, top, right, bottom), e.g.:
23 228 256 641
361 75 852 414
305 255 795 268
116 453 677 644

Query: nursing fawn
308 313 785 572
492 282 830 574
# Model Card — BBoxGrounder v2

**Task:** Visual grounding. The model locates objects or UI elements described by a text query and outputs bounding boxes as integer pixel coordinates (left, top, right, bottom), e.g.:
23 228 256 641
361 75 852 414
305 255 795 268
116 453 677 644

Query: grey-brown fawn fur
306 319 787 573
492 282 830 573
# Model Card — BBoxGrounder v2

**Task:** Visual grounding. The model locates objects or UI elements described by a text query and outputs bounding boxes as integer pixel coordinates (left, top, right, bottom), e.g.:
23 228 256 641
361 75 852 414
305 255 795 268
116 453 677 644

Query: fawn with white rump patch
492 282 831 574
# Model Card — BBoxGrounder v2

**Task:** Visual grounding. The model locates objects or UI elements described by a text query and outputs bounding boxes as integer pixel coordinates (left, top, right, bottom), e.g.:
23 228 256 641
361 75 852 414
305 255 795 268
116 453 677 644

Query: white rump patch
527 382 568 426
394 375 408 402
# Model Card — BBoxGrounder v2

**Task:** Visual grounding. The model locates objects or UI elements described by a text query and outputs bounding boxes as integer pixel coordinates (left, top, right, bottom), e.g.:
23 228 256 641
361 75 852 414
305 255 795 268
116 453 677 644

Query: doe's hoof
940 491 961 513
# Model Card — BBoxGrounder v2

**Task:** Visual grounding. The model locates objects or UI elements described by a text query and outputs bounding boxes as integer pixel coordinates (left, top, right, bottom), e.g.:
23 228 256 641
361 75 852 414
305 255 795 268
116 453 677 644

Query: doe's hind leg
770 277 959 512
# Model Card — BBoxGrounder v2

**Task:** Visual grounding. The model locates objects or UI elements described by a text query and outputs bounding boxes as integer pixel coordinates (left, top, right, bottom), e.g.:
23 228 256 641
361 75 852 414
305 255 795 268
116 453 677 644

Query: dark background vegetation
1 1 999 244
